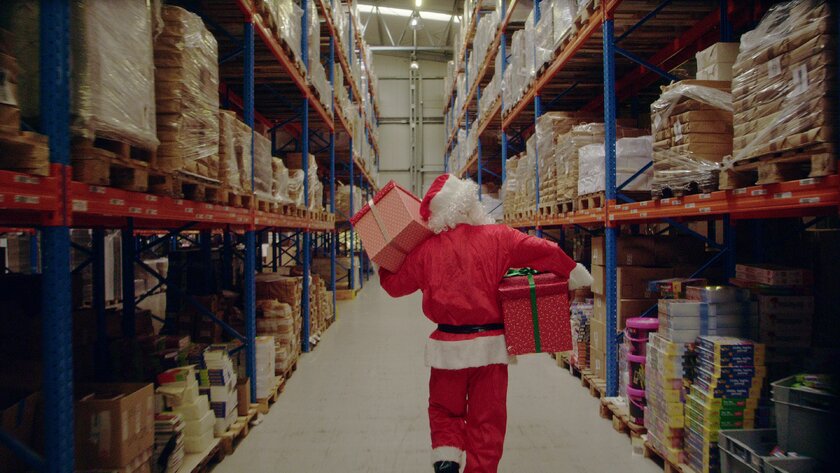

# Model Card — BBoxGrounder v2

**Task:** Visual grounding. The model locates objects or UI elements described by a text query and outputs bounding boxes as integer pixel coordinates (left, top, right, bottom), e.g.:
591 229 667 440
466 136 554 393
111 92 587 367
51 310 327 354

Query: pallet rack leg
329 20 337 320
122 218 136 338
93 227 109 380
243 18 258 403
301 0 312 353
603 15 619 398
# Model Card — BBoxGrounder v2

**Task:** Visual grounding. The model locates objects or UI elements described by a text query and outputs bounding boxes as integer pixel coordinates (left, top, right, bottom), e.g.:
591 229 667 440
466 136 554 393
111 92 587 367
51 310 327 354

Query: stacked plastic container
624 317 659 425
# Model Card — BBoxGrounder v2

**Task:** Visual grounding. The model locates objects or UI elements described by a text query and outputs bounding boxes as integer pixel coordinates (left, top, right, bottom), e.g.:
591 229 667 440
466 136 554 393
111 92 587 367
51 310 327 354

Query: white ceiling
357 0 465 49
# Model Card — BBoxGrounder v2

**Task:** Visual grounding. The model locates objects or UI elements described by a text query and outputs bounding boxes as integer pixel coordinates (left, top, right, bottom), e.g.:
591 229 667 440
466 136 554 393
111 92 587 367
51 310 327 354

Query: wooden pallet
182 438 224 473
256 375 285 415
580 369 606 398
576 191 651 210
219 407 258 455
557 199 575 214
336 289 357 300
651 177 720 199
71 137 158 192
0 104 21 136
599 397 646 439
644 441 696 473
719 144 836 189
213 186 251 208
0 131 50 176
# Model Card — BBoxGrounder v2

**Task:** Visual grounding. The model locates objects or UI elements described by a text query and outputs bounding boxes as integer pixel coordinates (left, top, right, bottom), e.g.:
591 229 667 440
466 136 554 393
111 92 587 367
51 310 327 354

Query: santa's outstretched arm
379 256 421 297
499 226 593 290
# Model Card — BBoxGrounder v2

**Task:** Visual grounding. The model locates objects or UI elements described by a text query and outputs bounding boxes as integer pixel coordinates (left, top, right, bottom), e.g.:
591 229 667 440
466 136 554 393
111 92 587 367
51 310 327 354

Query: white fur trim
568 263 594 290
427 176 494 234
431 446 464 464
425 334 511 369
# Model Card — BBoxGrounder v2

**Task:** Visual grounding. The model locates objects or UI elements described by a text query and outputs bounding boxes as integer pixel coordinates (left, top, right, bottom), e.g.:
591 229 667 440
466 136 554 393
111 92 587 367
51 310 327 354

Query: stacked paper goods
255 273 303 361
253 132 272 198
534 113 595 208
256 299 295 374
285 153 322 209
645 333 691 465
1 0 158 151
154 413 185 473
577 136 654 196
502 156 520 217
657 287 751 343
696 42 739 82
480 50 503 121
156 366 215 453
471 10 500 89
155 6 219 178
271 157 291 203
218 111 242 191
570 300 593 369
728 0 834 165
335 184 363 219
650 80 732 197
535 0 577 71
199 346 238 436
685 336 765 473
258 0 303 66
555 123 605 203
255 336 277 399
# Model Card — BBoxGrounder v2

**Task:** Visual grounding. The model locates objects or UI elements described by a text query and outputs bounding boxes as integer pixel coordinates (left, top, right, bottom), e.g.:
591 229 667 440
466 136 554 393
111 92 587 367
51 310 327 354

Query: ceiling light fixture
410 60 420 70
409 10 423 30
356 4 458 23
415 0 423 7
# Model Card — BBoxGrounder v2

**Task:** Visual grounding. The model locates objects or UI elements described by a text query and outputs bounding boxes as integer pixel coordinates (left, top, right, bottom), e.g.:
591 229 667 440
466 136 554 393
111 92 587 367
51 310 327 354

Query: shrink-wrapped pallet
284 153 320 209
259 0 303 65
473 10 500 83
218 111 241 191
577 136 654 195
728 0 835 163
650 81 731 197
253 133 272 197
553 0 577 46
155 6 219 176
234 119 253 191
1 0 158 150
271 157 290 203
535 112 597 207
536 0 555 71
335 184 363 218
503 156 520 217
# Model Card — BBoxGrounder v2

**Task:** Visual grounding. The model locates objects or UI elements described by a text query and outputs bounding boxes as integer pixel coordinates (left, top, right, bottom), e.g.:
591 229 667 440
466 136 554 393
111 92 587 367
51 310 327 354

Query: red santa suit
379 174 592 473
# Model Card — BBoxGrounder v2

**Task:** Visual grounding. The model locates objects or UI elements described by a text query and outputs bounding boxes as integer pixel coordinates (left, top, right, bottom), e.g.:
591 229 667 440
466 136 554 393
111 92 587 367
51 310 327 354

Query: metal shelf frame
0 1 385 471
445 0 840 400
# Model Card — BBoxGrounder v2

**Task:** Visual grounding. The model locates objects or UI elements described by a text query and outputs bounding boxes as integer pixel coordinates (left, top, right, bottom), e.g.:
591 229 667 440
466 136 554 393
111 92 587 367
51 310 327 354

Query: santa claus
379 174 593 473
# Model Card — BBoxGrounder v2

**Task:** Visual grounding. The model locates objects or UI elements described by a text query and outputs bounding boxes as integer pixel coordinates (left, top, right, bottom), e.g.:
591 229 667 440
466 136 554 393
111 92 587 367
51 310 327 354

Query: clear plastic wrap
525 11 536 80
155 6 219 175
650 80 732 196
287 169 304 207
728 0 834 163
234 118 253 191
261 0 303 65
553 0 576 47
335 184 362 218
218 110 241 190
536 0 555 70
577 136 654 195
473 10 500 85
253 132 272 197
503 156 520 216
271 157 290 203
284 153 320 209
1 1 159 150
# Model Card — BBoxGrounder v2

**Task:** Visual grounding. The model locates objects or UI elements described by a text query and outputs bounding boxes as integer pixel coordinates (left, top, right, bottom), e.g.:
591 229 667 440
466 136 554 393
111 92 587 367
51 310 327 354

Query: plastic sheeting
253 133 273 197
1 0 159 151
729 0 834 163
218 110 241 190
650 81 732 196
272 157 291 203
577 136 654 195
155 6 219 175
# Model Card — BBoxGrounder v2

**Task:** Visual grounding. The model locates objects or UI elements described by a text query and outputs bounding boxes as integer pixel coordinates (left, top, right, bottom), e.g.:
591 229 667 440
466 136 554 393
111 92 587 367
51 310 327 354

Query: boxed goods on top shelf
155 6 220 179
1 0 159 152
479 50 503 121
284 152 322 210
695 42 739 81
471 10 500 84
724 0 836 185
253 132 273 198
258 0 304 68
577 136 654 196
271 157 291 203
650 80 732 198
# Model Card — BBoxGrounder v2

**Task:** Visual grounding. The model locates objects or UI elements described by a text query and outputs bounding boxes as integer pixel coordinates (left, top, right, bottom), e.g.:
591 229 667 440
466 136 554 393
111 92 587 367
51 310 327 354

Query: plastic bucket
627 386 646 425
628 353 647 390
625 317 659 355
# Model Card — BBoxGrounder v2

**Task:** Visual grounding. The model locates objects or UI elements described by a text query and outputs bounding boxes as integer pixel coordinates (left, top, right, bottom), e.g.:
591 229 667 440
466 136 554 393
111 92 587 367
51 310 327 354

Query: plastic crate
771 376 838 461
719 429 777 473
763 457 823 473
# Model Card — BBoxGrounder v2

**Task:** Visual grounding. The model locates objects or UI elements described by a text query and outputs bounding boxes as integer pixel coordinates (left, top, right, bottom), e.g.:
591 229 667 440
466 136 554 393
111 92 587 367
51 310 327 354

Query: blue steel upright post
329 3 337 319
602 16 619 397
533 1 542 237
500 1 508 185
347 13 356 291
301 0 312 352
243 19 258 402
40 1 74 470
122 218 136 338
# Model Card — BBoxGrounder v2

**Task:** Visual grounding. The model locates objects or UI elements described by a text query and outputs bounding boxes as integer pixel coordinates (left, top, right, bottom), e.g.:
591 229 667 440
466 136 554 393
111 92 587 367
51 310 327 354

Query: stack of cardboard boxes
157 366 215 454
696 42 740 81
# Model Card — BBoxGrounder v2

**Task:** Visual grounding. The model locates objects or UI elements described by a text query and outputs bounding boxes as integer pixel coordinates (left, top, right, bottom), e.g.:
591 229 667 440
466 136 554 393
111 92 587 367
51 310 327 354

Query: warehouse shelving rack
445 0 840 399
0 1 381 471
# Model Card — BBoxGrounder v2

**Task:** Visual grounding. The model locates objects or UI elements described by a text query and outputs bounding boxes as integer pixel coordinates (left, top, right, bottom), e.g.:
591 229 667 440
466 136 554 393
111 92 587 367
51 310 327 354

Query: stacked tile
684 336 765 473
154 413 185 473
570 300 592 369
255 336 276 399
649 81 731 197
156 366 214 453
199 346 238 436
729 0 834 163
154 6 219 178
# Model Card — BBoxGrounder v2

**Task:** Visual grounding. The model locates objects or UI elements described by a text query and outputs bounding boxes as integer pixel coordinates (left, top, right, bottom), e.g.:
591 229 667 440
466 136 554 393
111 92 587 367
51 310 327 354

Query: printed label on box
791 64 809 96
767 57 782 78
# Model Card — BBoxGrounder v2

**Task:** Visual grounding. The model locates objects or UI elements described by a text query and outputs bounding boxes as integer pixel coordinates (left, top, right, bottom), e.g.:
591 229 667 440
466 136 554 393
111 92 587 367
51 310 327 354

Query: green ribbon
505 268 542 353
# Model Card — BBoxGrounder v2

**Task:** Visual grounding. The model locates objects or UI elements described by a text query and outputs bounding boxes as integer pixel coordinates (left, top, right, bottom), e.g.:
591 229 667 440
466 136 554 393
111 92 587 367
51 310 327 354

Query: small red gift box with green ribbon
499 269 571 355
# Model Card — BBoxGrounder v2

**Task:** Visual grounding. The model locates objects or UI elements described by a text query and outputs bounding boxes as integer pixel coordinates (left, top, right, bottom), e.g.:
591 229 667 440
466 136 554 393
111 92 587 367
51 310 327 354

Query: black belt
437 323 505 334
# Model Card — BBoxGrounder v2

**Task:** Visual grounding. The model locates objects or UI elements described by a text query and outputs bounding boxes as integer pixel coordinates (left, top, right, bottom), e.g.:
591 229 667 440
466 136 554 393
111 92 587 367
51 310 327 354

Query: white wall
372 53 448 194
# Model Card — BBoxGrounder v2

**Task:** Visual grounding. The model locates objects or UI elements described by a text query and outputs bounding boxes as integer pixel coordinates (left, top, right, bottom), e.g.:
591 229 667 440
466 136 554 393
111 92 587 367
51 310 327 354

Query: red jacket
379 224 576 369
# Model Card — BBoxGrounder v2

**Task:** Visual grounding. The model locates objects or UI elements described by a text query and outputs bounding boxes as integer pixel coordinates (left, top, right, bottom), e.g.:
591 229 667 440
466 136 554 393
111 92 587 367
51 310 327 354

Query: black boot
433 461 460 473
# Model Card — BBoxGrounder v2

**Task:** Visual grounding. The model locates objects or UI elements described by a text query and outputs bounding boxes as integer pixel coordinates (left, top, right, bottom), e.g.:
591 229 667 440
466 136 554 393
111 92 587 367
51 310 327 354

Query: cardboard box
591 264 605 295
696 42 740 69
593 295 657 329
590 319 606 353
591 347 606 380
618 267 675 298
75 383 155 470
236 378 251 416
591 236 655 267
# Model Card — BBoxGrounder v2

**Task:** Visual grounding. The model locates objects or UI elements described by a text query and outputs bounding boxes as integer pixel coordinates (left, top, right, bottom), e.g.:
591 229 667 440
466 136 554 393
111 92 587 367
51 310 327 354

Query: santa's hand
568 263 594 291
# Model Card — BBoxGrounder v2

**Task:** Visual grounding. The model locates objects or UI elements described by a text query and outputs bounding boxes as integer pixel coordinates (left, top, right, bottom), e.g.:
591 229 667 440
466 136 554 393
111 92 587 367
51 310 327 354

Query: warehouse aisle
216 280 660 473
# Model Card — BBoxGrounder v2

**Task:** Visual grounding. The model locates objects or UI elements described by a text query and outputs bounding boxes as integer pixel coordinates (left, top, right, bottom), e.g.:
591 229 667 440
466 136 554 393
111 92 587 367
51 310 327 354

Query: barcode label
72 200 88 211
774 192 793 199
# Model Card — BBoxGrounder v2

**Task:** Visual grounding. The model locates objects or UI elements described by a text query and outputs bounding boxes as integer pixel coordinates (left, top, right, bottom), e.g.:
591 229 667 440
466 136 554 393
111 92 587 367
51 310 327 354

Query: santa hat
420 174 458 221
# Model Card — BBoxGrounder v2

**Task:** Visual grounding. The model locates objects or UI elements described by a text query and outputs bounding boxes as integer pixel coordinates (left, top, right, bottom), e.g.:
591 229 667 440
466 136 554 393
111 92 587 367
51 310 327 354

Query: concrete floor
216 279 661 473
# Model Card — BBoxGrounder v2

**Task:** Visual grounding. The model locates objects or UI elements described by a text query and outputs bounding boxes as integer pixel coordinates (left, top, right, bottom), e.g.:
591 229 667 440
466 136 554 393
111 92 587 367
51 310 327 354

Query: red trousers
429 364 508 473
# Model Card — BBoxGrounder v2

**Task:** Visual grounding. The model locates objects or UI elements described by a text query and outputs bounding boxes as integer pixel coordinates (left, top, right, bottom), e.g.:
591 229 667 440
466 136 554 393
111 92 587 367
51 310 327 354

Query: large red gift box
499 271 571 355
349 181 433 272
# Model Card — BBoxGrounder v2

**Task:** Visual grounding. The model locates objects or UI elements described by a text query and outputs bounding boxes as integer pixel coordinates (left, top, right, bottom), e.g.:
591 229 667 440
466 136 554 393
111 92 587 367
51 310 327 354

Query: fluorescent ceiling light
356 4 459 23
416 0 423 7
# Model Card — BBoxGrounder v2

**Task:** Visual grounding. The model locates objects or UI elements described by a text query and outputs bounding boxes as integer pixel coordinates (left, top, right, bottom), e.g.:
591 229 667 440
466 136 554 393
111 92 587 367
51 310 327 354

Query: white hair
427 176 494 234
